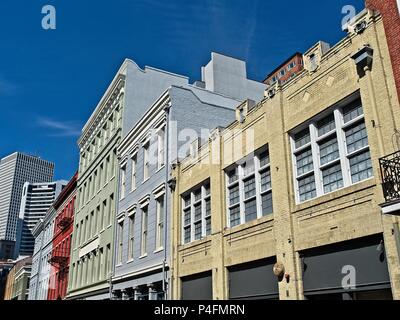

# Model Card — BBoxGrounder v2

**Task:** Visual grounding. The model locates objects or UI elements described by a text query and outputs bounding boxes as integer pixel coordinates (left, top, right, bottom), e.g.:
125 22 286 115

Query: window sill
142 178 150 185
293 178 376 212
153 248 164 254
139 254 148 259
126 259 134 264
156 165 165 173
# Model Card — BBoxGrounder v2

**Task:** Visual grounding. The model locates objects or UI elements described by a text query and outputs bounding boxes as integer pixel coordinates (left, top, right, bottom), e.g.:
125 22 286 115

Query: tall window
117 220 124 265
182 182 211 244
291 98 373 203
131 154 137 191
157 128 165 170
226 148 273 228
128 211 135 261
140 206 148 256
155 196 164 250
143 143 150 181
120 165 126 200
105 155 110 184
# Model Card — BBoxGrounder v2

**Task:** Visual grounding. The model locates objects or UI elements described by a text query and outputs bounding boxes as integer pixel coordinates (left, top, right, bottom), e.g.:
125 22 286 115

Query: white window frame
120 163 127 200
225 148 273 229
117 217 124 266
139 199 149 257
157 126 166 170
155 195 165 251
143 141 150 182
127 206 136 261
131 151 138 192
291 98 373 204
181 182 211 245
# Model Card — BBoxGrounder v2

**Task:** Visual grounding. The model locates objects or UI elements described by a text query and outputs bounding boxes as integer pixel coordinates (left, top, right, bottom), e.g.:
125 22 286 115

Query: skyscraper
16 181 67 257
0 153 54 259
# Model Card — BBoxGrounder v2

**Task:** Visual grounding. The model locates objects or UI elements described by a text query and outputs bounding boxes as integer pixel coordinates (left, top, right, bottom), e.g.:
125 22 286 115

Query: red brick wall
366 0 400 102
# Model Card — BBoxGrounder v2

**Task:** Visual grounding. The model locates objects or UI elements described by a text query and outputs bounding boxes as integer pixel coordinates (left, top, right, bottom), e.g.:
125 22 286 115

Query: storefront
181 271 213 300
301 234 392 300
228 258 279 300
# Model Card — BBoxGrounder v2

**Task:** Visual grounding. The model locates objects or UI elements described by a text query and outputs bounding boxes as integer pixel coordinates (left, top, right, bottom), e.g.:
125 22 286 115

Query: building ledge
380 199 400 216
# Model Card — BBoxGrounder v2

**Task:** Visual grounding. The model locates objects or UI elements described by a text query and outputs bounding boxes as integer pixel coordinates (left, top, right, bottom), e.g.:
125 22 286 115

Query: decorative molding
138 194 151 208
153 183 166 199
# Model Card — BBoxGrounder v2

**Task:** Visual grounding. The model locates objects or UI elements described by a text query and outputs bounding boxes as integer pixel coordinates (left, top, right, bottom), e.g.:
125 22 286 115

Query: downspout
110 91 125 300
163 101 172 299
110 143 122 300
35 220 45 300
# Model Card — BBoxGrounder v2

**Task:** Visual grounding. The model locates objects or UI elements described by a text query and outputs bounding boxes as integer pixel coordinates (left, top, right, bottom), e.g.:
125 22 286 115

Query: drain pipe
162 101 172 299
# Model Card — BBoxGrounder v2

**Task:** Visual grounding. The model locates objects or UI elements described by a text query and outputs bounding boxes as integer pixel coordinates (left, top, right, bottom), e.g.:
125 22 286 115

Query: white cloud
37 117 81 137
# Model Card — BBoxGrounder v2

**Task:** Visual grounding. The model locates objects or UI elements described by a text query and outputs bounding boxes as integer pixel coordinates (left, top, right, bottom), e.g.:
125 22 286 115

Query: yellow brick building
170 9 400 300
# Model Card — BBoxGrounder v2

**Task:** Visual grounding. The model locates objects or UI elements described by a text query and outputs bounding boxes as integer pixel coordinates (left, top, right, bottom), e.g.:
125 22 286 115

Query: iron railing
380 151 400 203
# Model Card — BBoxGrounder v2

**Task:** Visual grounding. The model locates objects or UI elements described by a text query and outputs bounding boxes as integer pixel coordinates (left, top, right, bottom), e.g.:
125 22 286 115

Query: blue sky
0 0 364 180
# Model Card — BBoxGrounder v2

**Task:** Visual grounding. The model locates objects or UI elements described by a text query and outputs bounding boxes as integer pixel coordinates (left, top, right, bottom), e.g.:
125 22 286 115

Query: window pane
194 222 202 240
229 185 240 206
243 159 255 176
319 136 339 165
322 163 344 193
230 206 241 227
194 203 202 221
294 128 311 149
184 195 191 207
205 199 211 217
343 100 363 123
260 169 272 192
345 122 369 154
296 148 314 176
184 209 191 226
205 217 211 236
205 184 210 196
317 114 336 136
298 174 316 202
244 176 256 199
262 192 273 216
350 150 373 183
245 199 257 222
228 168 238 184
194 189 202 202
259 151 270 167
184 227 191 244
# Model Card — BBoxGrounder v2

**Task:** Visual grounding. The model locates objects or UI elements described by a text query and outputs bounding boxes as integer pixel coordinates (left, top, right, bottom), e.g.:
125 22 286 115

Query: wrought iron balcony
57 216 72 230
380 151 400 204
48 256 68 267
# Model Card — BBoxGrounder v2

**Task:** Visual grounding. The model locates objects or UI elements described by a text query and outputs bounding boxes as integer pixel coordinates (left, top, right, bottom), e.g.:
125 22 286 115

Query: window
140 206 148 256
155 196 164 250
157 128 165 170
117 220 124 265
143 142 150 181
226 148 273 228
291 98 373 203
131 154 137 191
128 211 135 261
182 182 212 244
120 165 126 200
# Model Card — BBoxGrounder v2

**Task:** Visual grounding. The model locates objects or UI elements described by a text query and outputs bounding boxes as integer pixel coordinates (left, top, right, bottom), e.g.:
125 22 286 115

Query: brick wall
366 0 400 103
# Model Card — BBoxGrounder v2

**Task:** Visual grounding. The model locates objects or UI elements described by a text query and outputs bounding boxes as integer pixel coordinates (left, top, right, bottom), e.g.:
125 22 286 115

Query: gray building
67 58 189 300
16 181 67 257
111 52 265 300
0 152 54 259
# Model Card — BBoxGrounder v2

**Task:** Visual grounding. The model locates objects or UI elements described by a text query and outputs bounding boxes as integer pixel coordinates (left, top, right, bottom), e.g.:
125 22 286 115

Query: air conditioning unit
268 88 276 99
354 20 367 34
